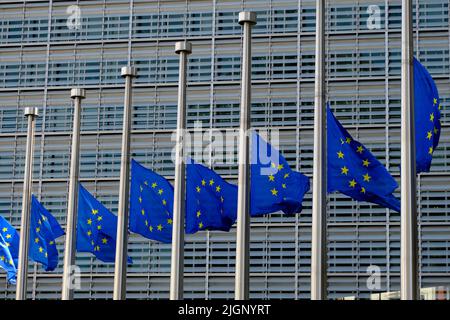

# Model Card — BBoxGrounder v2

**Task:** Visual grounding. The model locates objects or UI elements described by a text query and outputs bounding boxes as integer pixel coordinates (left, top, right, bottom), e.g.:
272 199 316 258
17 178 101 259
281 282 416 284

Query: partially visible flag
0 216 19 284
414 57 442 173
29 195 65 271
186 158 237 233
77 184 131 263
250 132 310 217
130 159 173 243
327 104 400 212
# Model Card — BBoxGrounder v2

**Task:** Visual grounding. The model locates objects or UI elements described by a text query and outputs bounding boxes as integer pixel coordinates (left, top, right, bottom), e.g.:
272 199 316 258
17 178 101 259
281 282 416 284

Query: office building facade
0 0 449 299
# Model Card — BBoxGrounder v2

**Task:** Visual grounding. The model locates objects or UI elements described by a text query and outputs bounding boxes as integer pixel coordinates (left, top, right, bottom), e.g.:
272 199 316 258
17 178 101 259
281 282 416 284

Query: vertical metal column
113 66 137 300
235 11 256 301
311 0 327 300
400 0 418 301
16 107 39 300
170 41 192 300
61 88 85 300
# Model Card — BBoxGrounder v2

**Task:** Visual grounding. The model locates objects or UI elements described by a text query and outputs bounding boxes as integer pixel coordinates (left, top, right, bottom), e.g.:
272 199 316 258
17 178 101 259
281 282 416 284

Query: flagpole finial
238 11 257 25
175 41 192 54
121 66 137 78
24 107 39 118
70 88 86 99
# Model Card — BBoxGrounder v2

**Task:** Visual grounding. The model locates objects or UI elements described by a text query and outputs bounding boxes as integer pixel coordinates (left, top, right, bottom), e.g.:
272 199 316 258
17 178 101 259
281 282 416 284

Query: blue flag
414 57 442 173
130 159 174 243
0 216 19 284
250 132 310 217
30 195 65 271
186 158 238 233
77 184 131 263
327 104 400 212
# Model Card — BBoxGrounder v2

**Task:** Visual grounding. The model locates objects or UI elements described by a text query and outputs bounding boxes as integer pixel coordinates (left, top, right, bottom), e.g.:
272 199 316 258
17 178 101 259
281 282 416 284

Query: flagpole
113 66 137 300
16 107 39 300
62 88 85 300
235 11 256 301
400 0 418 300
311 0 327 300
170 41 192 300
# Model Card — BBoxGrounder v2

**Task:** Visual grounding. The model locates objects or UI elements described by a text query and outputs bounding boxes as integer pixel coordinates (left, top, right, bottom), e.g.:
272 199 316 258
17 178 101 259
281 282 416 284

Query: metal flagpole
311 0 327 300
16 107 39 300
235 11 256 301
170 41 192 300
62 88 85 300
400 0 418 300
113 66 137 300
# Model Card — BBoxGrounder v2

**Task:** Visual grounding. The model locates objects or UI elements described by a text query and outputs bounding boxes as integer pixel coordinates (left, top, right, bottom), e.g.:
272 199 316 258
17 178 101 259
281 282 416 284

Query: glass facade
0 0 449 299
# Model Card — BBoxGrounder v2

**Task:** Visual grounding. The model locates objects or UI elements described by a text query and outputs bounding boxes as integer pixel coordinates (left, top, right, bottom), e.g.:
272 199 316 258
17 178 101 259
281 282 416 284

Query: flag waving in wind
186 158 237 233
251 132 310 217
0 216 19 284
30 196 65 271
130 159 174 243
78 184 132 263
327 104 400 212
414 57 442 173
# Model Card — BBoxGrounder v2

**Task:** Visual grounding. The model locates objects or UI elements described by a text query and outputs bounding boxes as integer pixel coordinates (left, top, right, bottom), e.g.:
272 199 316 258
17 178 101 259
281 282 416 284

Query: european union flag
29 195 65 271
130 159 174 243
0 216 19 284
414 57 442 173
251 132 310 216
186 158 237 233
327 104 400 212
78 184 131 263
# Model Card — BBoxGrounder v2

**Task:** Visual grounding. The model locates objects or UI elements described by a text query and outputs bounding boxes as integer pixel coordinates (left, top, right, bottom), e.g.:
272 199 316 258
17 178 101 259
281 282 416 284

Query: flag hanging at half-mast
327 104 400 212
414 57 442 174
0 216 19 284
250 131 310 217
29 195 65 271
77 184 132 263
129 159 173 243
186 158 237 234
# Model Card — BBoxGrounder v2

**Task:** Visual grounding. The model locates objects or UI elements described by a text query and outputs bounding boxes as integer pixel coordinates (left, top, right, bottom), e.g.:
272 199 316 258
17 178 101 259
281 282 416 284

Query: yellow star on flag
337 151 344 159
268 175 275 182
427 131 432 140
216 185 221 192
363 173 371 182
157 224 163 231
349 180 357 188
362 159 370 167
271 188 278 196
430 113 435 121
360 187 366 194
356 146 364 154
102 238 108 244
167 218 173 225
209 179 214 186
201 179 206 186
341 166 349 175
151 182 157 188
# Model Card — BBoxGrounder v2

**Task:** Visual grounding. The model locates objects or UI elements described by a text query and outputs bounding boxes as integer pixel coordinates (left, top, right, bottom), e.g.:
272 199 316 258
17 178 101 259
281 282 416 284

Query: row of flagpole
12 1 420 300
